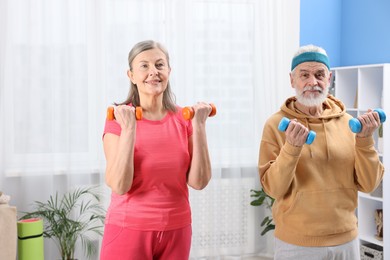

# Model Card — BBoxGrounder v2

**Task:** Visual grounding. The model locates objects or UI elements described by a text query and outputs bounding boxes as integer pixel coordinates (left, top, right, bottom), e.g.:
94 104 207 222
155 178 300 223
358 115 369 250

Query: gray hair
117 40 177 112
293 44 328 58
291 44 329 74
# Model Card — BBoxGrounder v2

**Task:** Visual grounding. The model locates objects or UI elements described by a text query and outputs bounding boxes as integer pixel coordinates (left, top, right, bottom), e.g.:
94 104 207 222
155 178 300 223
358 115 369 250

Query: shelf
360 234 383 247
358 67 383 110
359 192 383 202
332 64 388 259
333 68 358 108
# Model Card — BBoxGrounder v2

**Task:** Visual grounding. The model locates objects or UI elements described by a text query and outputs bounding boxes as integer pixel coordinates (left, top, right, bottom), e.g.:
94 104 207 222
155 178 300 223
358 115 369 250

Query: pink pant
100 224 192 260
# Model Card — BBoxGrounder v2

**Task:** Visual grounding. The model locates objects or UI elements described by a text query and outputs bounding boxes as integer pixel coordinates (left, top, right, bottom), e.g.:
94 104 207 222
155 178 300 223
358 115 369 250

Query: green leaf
19 185 106 260
250 197 266 206
261 216 271 226
261 224 276 236
250 188 275 236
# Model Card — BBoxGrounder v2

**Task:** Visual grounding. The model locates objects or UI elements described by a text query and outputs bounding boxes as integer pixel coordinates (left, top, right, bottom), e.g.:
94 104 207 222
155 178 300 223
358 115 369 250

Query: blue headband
291 52 330 71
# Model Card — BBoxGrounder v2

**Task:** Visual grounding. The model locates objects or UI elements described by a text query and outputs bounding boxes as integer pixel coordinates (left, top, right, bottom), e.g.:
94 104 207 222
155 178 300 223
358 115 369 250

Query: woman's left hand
192 102 213 124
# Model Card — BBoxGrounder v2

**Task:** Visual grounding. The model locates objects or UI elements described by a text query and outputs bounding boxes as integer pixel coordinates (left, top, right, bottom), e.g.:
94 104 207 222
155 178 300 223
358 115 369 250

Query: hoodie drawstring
322 119 331 160
304 118 315 158
305 118 331 160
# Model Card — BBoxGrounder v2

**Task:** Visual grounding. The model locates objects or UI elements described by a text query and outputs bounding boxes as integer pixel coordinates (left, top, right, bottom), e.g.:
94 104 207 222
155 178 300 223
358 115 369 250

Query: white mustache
303 86 322 92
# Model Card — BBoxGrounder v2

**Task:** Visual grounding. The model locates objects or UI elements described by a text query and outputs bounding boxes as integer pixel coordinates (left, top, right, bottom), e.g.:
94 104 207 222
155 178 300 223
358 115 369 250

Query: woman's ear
127 69 135 84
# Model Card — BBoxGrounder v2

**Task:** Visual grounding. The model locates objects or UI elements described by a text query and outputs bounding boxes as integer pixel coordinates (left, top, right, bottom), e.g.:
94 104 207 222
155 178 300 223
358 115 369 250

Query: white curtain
0 0 299 259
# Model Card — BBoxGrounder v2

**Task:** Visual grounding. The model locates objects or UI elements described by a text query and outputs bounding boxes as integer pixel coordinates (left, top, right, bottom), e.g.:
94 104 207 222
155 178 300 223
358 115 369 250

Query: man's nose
307 75 317 85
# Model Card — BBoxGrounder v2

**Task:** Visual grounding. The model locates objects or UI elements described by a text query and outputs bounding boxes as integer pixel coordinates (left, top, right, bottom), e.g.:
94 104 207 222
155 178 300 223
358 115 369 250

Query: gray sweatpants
274 237 360 260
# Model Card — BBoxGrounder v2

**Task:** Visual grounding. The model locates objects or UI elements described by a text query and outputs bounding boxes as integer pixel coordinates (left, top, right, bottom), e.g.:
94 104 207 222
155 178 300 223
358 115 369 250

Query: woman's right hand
114 105 137 130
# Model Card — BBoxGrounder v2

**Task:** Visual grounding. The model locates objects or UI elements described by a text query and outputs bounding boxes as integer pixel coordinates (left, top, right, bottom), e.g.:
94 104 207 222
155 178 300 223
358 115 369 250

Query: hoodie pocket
281 188 357 236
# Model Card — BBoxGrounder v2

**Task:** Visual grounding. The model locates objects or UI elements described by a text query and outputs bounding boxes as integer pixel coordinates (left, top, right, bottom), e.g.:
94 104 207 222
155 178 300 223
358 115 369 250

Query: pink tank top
103 108 193 231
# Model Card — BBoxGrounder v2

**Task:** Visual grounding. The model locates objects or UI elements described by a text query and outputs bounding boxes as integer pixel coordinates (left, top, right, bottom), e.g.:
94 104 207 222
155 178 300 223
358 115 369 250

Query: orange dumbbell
106 106 143 121
182 103 217 120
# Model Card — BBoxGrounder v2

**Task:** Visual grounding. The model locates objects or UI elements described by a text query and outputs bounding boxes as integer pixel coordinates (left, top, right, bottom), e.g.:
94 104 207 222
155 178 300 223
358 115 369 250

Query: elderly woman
100 40 213 260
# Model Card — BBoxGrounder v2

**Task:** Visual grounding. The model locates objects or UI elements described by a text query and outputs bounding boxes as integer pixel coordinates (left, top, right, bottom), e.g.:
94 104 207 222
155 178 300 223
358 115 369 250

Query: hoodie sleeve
258 116 303 200
354 136 384 193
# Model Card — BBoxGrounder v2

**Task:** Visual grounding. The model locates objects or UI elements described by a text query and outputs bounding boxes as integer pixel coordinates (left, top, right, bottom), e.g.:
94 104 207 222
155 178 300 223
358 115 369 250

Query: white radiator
189 167 270 259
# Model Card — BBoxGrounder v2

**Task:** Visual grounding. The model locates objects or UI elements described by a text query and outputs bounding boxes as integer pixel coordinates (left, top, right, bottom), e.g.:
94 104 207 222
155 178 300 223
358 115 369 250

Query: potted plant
250 188 275 235
19 186 106 260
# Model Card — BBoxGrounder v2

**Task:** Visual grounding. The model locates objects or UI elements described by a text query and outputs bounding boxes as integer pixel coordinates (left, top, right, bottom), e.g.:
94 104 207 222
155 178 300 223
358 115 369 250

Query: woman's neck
140 96 166 120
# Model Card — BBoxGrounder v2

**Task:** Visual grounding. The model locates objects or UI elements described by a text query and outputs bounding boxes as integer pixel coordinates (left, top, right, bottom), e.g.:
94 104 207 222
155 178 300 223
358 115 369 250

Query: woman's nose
149 67 159 76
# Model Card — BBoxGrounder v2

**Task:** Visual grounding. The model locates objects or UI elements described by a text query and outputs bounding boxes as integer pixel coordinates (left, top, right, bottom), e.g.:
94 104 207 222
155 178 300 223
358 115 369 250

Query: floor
214 256 273 260
243 257 273 260
190 254 274 260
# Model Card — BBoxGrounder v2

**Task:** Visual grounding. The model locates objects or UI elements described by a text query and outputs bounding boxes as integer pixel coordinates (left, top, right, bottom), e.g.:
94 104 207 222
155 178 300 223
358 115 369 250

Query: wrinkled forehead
295 62 329 74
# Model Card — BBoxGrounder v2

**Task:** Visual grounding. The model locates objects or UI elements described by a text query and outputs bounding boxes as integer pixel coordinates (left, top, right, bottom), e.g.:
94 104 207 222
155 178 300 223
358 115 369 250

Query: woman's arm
186 103 212 190
104 105 137 195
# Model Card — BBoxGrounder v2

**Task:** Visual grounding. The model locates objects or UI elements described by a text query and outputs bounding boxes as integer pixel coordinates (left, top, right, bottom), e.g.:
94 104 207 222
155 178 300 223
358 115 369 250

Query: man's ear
289 72 295 89
327 71 333 85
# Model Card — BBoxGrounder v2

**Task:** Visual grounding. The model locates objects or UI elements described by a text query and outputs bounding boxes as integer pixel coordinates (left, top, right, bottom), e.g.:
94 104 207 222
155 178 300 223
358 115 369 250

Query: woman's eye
156 63 165 68
138 64 148 71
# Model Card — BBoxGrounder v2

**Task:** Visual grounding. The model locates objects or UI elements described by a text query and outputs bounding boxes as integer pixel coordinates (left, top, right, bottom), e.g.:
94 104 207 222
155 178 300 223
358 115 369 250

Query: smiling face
290 61 332 107
128 48 171 99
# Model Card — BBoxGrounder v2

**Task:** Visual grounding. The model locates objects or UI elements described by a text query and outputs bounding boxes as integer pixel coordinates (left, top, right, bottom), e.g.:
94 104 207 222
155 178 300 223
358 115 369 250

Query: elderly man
258 44 384 260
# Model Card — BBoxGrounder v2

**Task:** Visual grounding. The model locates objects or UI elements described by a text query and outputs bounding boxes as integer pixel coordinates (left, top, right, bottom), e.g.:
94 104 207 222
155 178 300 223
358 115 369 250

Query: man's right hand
285 119 310 147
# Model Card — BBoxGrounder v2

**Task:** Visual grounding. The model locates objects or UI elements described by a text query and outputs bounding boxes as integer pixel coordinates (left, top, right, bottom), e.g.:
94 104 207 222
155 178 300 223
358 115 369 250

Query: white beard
295 85 329 107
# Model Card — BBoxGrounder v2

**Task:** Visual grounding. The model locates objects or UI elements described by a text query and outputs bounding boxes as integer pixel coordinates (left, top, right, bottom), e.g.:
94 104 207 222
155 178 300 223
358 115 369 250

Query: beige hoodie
258 95 384 247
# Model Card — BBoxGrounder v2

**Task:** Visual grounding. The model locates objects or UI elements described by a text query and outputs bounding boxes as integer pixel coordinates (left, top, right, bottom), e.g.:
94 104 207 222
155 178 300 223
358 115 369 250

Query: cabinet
331 64 389 259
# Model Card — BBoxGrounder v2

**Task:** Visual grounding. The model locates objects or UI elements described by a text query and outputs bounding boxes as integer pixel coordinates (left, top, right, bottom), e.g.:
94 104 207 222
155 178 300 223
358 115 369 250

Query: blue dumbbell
349 108 386 133
278 117 316 145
